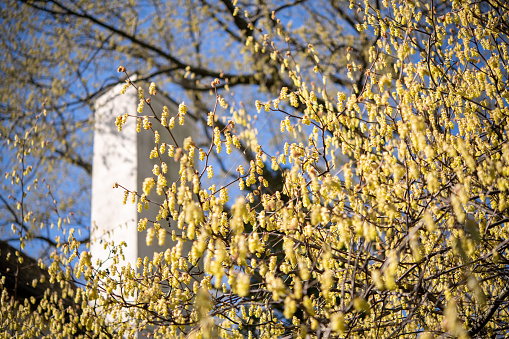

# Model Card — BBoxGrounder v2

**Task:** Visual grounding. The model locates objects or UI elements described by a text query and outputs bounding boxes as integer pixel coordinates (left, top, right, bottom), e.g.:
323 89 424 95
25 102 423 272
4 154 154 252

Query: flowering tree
2 0 509 338
1 0 382 254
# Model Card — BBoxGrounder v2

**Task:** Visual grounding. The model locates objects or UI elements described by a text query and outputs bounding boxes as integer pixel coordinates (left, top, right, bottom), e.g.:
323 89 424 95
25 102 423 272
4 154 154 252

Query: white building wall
91 82 196 273
91 83 139 269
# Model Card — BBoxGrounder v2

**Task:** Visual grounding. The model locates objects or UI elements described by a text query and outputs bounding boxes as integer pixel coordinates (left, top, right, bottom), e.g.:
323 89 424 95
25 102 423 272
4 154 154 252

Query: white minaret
90 80 195 274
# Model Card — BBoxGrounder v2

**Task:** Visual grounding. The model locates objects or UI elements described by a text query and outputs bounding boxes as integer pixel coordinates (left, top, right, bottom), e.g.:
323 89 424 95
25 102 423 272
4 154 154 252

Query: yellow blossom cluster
7 1 509 338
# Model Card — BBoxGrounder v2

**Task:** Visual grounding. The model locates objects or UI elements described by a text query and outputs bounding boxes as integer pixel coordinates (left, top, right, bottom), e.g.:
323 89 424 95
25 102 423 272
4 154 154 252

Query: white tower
90 80 195 274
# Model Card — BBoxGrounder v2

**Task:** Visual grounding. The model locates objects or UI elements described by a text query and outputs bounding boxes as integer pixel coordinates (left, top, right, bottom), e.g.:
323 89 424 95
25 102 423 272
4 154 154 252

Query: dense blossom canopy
2 0 509 338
